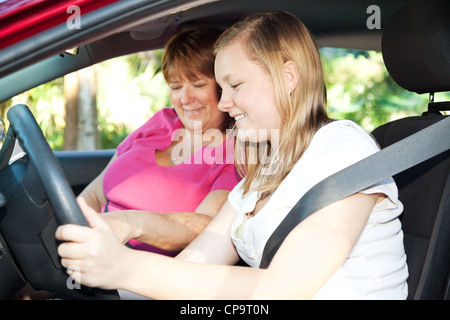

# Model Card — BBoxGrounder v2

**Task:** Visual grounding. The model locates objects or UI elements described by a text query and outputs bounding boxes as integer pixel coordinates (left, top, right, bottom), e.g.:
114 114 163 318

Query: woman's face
215 42 281 143
169 75 227 133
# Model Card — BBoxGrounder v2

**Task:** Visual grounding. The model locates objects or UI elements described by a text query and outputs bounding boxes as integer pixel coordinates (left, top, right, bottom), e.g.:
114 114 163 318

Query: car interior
371 0 450 299
0 0 449 299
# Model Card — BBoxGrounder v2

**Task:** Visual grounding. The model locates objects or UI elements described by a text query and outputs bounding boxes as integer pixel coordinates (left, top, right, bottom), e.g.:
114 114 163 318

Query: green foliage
23 76 134 151
320 48 429 131
7 48 449 151
19 50 169 151
98 116 131 150
27 79 66 150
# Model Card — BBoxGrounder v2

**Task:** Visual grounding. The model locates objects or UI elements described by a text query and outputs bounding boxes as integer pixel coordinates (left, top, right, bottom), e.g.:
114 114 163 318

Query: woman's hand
55 207 132 290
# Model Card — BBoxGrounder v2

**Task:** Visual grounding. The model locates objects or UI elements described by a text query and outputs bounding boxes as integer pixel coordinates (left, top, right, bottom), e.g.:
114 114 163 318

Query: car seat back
371 0 450 299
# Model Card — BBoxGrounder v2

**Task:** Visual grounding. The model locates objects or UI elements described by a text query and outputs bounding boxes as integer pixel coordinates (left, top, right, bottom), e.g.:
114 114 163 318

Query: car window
1 47 448 151
0 50 168 151
321 47 450 131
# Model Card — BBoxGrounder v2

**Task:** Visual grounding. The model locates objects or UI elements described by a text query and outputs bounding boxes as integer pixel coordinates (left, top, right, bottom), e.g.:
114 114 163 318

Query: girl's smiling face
215 42 281 143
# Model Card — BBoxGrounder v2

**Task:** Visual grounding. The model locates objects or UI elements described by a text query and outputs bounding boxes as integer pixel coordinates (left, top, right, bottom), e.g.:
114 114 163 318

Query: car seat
371 0 450 299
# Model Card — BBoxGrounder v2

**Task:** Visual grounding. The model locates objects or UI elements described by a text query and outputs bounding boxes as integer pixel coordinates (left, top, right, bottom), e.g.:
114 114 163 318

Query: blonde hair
215 11 330 198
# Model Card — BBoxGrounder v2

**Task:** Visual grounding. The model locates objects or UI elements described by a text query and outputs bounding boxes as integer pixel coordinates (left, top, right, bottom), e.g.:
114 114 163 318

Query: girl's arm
56 193 377 299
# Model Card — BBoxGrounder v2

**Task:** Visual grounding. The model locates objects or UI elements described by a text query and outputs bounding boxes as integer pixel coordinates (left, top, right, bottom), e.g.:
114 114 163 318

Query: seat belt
260 116 450 269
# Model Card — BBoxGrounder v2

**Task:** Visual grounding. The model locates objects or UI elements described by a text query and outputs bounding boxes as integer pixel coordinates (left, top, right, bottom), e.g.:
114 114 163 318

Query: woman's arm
101 189 230 252
77 152 117 213
56 192 377 299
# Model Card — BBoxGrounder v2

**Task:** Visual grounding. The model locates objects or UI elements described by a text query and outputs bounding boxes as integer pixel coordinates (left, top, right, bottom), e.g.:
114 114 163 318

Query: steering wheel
0 104 119 300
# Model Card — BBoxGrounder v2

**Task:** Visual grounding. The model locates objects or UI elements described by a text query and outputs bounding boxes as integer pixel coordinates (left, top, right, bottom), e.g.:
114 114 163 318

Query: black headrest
382 0 450 94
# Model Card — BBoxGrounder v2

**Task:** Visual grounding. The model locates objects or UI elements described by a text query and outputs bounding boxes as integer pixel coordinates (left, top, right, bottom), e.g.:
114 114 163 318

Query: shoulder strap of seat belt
260 116 450 269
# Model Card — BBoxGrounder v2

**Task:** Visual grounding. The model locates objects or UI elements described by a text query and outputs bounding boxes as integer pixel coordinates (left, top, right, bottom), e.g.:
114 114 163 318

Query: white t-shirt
228 120 409 299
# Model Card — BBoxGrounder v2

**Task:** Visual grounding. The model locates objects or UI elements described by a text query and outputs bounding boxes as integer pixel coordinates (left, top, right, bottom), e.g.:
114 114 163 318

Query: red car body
0 0 118 50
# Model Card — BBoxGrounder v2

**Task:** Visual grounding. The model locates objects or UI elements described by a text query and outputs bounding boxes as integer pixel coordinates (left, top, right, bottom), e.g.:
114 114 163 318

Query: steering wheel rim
2 104 119 300
8 105 89 226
